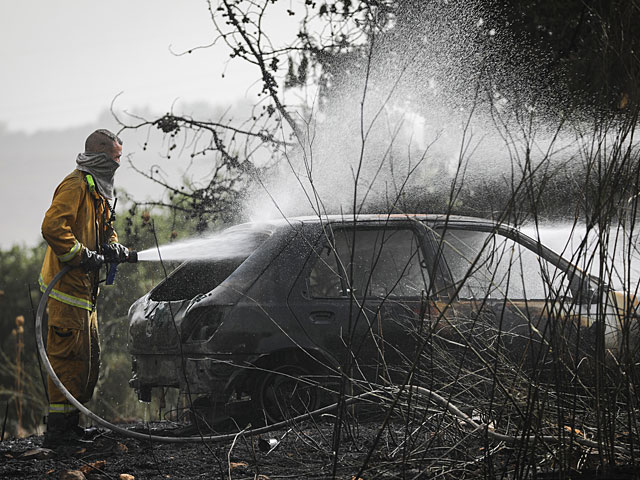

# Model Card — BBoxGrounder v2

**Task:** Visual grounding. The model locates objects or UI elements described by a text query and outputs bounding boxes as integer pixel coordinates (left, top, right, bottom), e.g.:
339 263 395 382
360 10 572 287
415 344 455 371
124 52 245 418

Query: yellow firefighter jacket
39 169 117 317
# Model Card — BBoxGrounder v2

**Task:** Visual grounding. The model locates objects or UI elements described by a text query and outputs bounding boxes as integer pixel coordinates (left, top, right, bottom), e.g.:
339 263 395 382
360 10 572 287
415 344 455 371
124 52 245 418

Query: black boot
66 410 103 440
43 412 92 449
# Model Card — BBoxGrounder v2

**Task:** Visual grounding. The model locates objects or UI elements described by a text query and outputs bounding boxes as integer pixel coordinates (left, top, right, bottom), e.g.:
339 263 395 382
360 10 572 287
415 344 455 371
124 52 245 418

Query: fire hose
35 263 619 451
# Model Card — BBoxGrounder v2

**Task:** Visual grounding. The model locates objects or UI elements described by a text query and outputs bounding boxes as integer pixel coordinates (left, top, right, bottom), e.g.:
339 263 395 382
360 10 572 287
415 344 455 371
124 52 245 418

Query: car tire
251 364 321 424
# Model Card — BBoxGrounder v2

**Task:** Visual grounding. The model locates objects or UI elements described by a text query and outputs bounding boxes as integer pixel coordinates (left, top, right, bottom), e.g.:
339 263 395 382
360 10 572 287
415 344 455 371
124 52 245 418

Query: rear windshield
149 224 273 301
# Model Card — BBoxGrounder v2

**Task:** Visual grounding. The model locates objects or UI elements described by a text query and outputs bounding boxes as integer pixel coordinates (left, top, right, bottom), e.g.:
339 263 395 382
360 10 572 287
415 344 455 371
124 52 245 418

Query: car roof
242 214 502 229
220 215 597 288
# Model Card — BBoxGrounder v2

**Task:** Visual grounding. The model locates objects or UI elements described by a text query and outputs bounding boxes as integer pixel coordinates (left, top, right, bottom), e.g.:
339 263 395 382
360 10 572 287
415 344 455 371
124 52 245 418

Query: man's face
109 142 123 164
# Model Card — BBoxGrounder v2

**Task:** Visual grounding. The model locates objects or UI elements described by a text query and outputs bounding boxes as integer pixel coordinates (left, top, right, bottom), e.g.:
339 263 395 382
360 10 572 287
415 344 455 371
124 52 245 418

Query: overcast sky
0 0 259 133
0 1 289 248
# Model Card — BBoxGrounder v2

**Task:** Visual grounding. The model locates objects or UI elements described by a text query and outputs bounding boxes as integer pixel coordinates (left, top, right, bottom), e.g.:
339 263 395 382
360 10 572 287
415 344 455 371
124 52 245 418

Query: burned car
128 215 637 425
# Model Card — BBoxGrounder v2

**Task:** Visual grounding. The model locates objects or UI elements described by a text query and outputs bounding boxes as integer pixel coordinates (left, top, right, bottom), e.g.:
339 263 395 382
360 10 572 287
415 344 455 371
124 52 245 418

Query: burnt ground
1 419 424 480
0 418 435 480
2 419 640 480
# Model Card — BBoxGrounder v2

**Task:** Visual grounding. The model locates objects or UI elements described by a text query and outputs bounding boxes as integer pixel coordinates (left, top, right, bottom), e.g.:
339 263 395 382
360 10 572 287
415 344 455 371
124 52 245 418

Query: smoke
140 1 640 281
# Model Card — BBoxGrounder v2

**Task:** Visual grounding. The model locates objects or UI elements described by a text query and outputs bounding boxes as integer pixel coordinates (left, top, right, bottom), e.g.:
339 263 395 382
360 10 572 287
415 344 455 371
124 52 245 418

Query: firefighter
39 129 132 448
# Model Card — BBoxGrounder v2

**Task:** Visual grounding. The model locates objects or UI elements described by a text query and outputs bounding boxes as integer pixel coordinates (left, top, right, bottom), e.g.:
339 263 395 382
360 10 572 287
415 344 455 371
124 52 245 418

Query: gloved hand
81 249 104 271
103 242 131 263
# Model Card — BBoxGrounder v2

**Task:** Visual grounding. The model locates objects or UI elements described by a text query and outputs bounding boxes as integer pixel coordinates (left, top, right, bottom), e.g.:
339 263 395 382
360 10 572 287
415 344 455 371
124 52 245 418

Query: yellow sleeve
41 176 85 265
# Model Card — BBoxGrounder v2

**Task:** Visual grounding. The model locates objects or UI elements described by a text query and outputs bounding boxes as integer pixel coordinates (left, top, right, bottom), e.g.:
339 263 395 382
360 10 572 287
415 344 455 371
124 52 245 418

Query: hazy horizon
0 1 293 247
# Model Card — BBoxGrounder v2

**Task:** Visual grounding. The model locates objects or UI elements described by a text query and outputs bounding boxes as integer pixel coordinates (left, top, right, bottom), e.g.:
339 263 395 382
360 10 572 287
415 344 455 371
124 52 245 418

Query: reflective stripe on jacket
40 169 117 321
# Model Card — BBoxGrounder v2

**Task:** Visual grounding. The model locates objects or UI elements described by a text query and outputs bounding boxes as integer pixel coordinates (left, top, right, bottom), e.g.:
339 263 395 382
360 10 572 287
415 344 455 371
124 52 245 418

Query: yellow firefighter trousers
46 299 100 405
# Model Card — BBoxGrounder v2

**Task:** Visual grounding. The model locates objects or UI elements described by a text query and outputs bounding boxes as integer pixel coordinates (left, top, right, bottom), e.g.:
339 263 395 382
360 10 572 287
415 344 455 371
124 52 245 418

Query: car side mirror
576 284 601 305
569 275 600 305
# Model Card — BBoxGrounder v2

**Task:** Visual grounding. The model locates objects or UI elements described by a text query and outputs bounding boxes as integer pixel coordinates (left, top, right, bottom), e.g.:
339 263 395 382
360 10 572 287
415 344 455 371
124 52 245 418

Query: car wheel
252 364 320 424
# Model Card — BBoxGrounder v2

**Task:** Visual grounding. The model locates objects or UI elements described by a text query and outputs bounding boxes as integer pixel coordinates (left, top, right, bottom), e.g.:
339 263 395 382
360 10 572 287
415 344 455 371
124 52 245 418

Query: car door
288 220 440 385
430 225 597 376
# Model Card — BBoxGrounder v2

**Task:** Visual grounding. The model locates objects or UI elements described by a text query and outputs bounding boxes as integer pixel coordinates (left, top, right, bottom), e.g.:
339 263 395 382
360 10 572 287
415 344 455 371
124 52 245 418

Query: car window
435 228 572 300
308 227 429 298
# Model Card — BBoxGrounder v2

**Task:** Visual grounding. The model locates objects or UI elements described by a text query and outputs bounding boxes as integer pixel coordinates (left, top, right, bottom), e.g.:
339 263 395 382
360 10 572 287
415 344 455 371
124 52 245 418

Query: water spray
135 224 276 263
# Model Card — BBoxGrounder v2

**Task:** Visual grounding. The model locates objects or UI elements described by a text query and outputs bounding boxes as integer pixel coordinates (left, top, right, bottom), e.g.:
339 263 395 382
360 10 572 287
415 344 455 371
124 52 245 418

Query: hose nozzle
105 249 138 285
127 250 138 263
